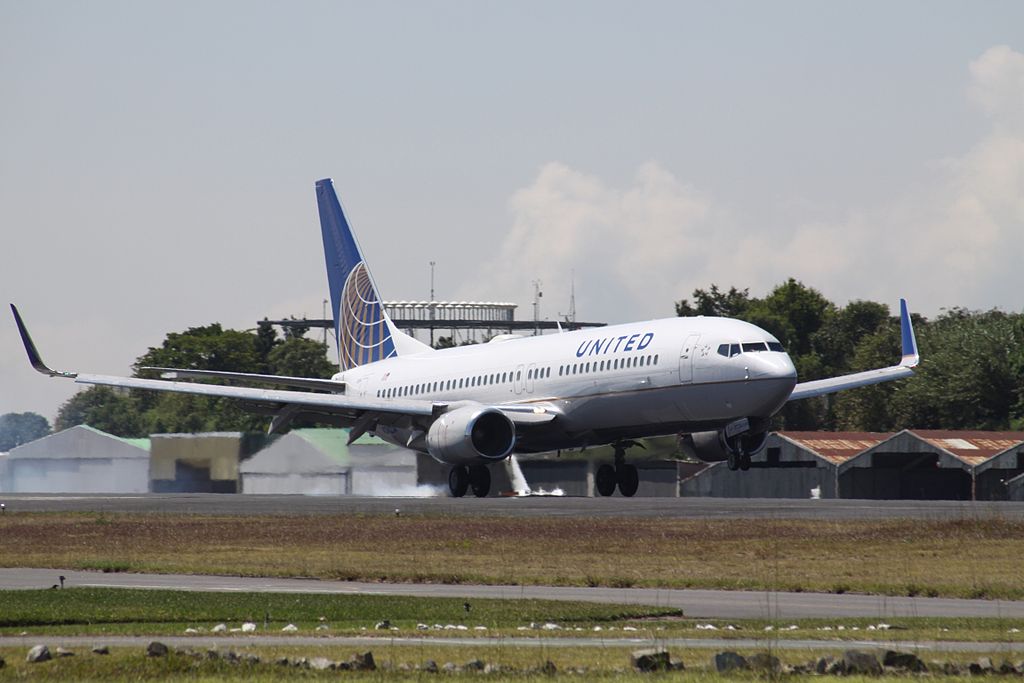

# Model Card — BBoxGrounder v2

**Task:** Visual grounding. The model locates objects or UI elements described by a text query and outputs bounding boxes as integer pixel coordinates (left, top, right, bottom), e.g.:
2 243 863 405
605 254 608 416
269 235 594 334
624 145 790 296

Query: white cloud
463 162 716 323
474 45 1024 323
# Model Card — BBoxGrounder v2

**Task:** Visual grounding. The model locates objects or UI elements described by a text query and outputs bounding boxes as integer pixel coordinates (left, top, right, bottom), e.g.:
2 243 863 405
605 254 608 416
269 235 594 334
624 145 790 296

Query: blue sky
2 1 1023 420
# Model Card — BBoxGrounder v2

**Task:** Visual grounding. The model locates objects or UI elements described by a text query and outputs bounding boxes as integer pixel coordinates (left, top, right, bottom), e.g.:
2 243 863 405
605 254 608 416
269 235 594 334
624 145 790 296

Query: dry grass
1 513 1022 598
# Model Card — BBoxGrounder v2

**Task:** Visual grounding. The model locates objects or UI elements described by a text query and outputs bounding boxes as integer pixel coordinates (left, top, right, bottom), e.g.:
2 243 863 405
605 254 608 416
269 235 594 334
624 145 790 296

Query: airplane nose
749 353 798 382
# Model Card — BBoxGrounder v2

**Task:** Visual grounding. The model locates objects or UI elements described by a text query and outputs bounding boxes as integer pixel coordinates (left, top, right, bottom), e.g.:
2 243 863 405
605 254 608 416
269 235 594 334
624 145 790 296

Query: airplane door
526 363 537 394
514 364 525 395
679 333 700 384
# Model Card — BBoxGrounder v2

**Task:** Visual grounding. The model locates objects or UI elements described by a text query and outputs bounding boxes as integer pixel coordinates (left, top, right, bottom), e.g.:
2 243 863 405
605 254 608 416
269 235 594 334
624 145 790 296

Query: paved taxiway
0 634 1021 653
3 493 1024 519
4 568 1024 620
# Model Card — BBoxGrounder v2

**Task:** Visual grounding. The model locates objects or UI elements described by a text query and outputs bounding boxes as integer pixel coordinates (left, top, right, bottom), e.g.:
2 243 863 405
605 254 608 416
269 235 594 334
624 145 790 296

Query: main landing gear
595 443 640 497
448 464 491 498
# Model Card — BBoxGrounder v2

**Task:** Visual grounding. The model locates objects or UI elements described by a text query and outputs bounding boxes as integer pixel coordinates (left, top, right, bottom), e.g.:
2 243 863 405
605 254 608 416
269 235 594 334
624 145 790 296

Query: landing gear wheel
616 464 639 497
739 453 751 471
468 464 491 498
595 464 617 497
726 450 740 471
448 465 469 498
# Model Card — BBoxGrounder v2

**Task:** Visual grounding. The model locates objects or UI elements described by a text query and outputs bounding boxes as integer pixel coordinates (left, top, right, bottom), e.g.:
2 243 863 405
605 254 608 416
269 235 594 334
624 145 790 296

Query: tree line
676 279 1024 432
51 321 335 437
3 280 1020 444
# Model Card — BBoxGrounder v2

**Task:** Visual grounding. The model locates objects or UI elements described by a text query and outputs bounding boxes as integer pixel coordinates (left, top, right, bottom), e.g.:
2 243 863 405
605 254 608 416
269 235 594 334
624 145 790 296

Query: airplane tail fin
315 178 430 370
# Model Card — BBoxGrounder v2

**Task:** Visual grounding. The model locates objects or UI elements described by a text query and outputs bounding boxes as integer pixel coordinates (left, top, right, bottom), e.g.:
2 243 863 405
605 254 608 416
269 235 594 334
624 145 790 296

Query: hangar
680 429 1024 501
842 430 1024 501
0 425 149 493
149 432 267 493
240 428 418 495
679 432 892 499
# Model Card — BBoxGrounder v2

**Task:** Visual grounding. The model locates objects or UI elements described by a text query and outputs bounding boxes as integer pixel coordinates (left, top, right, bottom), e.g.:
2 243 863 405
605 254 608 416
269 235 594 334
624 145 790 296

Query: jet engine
426 405 516 465
681 427 768 463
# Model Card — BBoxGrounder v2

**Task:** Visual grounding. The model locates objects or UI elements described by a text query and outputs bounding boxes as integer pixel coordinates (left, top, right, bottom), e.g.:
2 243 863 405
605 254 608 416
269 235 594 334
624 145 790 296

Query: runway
3 493 1023 520
4 568 1024 620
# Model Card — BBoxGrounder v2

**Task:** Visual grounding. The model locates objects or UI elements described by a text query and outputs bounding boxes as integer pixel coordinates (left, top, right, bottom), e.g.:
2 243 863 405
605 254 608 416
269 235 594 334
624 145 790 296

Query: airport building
679 429 1024 501
843 430 1024 501
149 432 267 493
679 432 892 499
239 428 418 495
0 425 150 493
3 423 1023 501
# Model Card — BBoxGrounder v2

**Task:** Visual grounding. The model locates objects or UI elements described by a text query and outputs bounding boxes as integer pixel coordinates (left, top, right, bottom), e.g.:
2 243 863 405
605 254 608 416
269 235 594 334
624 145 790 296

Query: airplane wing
141 367 346 393
788 298 919 401
10 304 556 436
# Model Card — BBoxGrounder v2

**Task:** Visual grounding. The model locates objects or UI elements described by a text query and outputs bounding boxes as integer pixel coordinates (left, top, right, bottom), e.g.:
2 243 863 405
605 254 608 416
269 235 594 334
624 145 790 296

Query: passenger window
654 354 659 364
516 370 521 381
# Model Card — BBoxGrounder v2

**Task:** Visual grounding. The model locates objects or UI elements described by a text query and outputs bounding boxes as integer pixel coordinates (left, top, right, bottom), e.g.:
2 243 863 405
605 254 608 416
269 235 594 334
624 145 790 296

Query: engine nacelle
426 405 516 465
681 429 768 463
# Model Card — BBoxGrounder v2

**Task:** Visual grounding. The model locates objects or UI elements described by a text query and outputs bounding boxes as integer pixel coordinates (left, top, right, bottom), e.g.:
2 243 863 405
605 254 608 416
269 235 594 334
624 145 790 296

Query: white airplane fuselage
336 315 797 454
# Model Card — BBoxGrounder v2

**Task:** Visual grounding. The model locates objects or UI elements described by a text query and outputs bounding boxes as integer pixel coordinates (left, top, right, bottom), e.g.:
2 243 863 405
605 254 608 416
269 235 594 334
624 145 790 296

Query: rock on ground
631 649 671 672
308 657 334 670
843 650 882 676
713 651 749 673
54 647 74 657
747 653 781 673
26 645 51 663
91 645 109 655
351 651 376 671
883 650 926 673
146 642 169 657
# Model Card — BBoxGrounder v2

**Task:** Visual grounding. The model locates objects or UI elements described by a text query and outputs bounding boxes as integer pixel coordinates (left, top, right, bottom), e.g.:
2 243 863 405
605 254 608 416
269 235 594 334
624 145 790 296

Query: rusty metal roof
775 432 894 464
906 430 1024 465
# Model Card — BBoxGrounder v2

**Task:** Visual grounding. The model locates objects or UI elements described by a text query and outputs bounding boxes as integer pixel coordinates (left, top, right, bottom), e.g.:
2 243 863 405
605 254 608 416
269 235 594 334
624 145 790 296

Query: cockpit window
742 342 769 353
767 341 784 352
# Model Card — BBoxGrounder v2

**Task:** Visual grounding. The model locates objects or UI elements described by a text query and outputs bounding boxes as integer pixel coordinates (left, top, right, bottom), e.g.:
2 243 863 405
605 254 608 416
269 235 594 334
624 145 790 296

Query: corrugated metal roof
776 431 894 464
907 430 1024 465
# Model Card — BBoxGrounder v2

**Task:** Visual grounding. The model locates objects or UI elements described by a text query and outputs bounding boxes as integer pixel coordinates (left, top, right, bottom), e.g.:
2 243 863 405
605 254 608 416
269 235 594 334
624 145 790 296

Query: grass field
1 589 1022 643
1 512 1023 599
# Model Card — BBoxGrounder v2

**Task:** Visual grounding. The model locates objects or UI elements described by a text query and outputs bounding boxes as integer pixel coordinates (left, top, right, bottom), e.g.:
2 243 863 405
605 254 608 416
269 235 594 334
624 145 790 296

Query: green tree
676 285 752 318
0 412 51 450
54 387 145 436
267 338 336 378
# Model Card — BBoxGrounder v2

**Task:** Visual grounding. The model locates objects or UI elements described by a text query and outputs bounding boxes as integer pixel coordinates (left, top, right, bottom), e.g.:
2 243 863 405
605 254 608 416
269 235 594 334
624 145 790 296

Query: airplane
11 178 919 498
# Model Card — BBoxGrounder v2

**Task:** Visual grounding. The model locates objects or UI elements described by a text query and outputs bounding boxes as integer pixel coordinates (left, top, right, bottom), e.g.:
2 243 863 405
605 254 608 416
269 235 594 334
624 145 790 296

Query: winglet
899 298 919 368
9 304 77 378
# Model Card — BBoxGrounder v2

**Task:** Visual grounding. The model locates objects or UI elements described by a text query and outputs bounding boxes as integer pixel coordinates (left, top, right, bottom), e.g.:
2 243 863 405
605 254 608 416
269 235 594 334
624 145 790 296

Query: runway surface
3 493 1023 519
0 634 1021 653
4 568 1024 620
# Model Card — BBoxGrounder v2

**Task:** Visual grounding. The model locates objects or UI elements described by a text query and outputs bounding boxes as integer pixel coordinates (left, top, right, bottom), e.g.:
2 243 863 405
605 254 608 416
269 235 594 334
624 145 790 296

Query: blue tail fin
316 178 398 370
